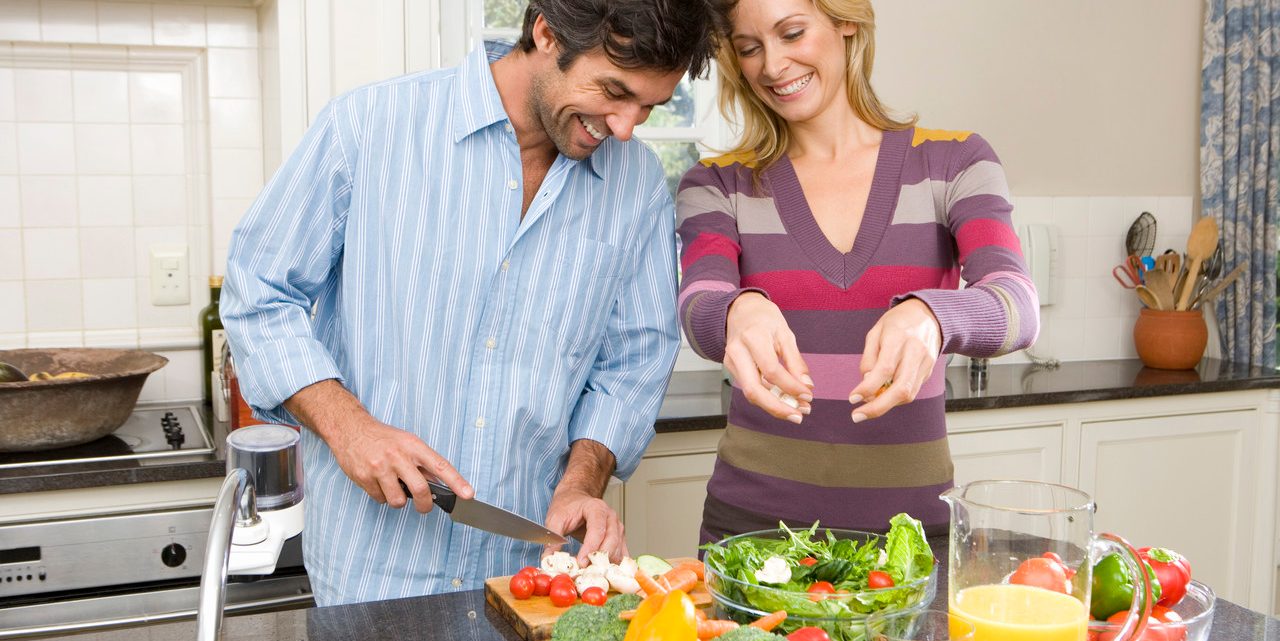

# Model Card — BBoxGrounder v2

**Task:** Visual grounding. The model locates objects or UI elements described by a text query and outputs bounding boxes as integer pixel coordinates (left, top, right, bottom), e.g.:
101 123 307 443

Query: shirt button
507 179 518 190
485 338 496 349
452 578 463 587
504 123 513 133
501 260 510 272
475 417 486 428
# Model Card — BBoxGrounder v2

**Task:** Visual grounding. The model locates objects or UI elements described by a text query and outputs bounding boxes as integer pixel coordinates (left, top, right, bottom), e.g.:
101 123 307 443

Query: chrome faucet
196 424 304 641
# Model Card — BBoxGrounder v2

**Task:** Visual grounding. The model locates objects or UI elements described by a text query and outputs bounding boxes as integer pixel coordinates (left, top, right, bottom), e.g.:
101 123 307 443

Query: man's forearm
554 439 616 499
282 378 369 445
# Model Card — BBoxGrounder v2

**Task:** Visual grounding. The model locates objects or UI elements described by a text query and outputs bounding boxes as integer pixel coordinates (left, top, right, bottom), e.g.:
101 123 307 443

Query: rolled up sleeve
222 101 353 424
566 186 680 481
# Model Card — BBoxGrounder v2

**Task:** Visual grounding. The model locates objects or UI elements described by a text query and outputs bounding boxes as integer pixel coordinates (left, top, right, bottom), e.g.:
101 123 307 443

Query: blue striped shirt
222 42 680 606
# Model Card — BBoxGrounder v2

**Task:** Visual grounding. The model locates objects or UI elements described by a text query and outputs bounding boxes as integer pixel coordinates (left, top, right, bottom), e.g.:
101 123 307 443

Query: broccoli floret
713 627 783 641
550 594 639 641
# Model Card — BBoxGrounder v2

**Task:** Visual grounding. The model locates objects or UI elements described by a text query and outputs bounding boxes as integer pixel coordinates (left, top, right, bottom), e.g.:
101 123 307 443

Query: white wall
869 2 1206 366
0 0 265 402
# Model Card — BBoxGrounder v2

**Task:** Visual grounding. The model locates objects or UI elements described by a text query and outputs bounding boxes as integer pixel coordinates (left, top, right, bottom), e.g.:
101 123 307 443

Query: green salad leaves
701 514 935 641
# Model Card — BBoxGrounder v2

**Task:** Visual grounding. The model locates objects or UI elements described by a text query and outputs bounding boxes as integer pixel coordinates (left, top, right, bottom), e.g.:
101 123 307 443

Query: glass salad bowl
703 525 938 641
1087 580 1215 641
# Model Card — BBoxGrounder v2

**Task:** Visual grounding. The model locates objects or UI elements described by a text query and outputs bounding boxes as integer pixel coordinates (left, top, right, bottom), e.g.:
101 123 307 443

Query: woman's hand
849 298 942 422
724 292 813 423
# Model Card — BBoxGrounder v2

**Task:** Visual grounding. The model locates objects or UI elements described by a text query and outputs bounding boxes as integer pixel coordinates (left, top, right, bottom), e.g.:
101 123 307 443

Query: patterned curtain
1198 0 1280 368
1201 0 1280 367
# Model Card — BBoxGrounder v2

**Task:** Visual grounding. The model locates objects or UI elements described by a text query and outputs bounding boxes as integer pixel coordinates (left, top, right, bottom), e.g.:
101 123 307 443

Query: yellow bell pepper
633 590 698 641
622 592 667 641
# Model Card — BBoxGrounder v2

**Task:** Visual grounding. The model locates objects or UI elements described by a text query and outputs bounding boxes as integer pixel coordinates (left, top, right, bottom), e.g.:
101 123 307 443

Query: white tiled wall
0 1 264 402
982 195 1199 366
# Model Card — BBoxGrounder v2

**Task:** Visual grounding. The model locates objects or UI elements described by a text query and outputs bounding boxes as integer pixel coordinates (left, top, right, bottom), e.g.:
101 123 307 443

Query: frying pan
0 348 168 452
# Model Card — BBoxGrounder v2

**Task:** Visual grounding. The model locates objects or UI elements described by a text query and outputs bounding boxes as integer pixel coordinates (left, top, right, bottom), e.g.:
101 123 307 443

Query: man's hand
284 379 474 513
848 298 942 422
543 439 625 565
724 292 813 423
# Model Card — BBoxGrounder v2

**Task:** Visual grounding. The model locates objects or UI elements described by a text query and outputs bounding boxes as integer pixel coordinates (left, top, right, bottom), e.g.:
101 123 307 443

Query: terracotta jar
1133 308 1208 370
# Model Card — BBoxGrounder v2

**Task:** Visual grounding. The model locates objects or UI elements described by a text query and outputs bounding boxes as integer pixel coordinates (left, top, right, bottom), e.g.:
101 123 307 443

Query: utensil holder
1133 308 1207 370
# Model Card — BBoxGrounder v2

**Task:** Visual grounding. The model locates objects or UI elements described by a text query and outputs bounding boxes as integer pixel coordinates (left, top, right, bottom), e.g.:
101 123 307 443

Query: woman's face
729 0 856 126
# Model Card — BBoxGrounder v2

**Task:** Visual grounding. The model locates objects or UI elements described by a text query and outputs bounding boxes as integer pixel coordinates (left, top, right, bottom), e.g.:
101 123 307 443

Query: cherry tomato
1009 557 1069 594
549 582 577 607
550 573 575 591
516 566 539 579
867 570 895 589
532 572 552 597
806 581 835 601
508 573 534 600
787 627 832 641
798 557 818 567
580 586 607 606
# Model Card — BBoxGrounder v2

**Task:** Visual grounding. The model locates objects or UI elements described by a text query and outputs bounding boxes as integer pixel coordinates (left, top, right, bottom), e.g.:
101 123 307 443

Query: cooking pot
0 348 168 452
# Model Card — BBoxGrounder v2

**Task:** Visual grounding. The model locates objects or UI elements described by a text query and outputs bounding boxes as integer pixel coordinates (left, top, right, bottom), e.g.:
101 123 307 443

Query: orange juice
950 583 1088 641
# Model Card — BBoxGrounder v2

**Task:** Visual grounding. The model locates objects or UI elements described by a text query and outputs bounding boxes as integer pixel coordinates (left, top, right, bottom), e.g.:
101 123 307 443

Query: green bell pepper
1090 553 1162 620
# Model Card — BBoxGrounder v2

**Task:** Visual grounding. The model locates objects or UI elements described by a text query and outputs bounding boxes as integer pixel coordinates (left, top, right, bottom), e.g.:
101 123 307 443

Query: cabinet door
1078 410 1256 604
949 424 1064 486
622 452 717 559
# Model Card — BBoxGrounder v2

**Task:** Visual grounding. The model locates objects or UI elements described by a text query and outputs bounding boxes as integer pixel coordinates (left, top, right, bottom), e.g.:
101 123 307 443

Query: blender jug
940 480 1153 641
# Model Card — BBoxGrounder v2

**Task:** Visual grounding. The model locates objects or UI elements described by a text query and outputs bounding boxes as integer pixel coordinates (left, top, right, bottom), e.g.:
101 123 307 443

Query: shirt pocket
553 238 624 365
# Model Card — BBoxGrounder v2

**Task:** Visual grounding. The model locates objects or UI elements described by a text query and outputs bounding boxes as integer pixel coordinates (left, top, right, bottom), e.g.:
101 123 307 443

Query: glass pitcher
940 480 1153 641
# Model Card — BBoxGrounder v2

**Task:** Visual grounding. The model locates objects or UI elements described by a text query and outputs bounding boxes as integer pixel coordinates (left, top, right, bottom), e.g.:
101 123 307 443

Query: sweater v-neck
762 127 910 290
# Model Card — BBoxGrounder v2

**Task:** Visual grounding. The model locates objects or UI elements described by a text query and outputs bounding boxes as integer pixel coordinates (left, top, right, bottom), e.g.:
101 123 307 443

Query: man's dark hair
515 0 716 78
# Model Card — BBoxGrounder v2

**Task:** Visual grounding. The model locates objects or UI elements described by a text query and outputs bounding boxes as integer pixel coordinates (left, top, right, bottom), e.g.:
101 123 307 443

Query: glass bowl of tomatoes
1087 579 1215 641
702 525 938 641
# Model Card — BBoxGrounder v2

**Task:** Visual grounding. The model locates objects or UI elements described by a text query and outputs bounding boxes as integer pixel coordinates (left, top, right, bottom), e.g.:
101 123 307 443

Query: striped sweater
675 127 1039 540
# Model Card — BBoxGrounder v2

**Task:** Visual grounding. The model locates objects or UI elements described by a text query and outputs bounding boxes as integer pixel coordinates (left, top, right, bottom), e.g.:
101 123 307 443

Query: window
474 0 725 195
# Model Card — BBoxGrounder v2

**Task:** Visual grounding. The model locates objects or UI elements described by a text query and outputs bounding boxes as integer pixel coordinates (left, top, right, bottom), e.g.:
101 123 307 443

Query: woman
677 0 1039 541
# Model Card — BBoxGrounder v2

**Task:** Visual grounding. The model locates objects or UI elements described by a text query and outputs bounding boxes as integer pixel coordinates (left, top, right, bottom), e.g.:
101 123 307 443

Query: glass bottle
199 275 225 404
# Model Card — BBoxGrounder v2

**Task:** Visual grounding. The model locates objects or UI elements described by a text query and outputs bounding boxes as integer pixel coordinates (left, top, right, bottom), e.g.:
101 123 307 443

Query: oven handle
0 592 314 639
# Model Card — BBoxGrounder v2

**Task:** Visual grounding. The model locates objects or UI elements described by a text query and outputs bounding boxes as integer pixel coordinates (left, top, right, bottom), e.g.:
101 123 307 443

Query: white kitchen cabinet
1079 407 1261 609
620 430 720 559
948 419 1065 486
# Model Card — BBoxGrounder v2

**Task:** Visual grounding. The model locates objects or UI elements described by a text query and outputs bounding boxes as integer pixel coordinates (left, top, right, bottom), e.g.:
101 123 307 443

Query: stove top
0 404 213 470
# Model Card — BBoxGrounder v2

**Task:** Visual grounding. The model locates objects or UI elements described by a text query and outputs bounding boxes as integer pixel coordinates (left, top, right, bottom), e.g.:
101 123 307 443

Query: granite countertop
4 358 1279 495
48 535 1280 641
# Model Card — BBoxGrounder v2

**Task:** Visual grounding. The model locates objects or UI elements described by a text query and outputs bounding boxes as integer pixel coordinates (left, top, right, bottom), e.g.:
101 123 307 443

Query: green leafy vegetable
700 514 935 641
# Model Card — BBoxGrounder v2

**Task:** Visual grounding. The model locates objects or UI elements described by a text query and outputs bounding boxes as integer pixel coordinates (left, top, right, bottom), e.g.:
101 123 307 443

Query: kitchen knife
399 480 567 546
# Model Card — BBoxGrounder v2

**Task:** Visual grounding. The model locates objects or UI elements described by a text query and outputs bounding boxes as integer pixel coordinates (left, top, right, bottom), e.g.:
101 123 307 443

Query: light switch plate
150 244 190 306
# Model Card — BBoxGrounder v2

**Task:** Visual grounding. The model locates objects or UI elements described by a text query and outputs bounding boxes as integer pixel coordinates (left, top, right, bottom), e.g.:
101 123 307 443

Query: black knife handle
397 479 457 513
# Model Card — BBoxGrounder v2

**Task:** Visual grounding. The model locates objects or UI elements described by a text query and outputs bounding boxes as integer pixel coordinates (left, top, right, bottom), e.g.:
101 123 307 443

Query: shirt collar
452 41 604 179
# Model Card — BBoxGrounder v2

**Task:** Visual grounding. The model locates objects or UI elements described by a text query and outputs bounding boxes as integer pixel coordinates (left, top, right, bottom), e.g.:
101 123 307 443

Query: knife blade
399 480 567 546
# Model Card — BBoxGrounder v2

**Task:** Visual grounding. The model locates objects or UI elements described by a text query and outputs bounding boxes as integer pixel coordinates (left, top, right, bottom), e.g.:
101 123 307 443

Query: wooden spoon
1143 270 1177 310
1135 285 1162 310
1176 217 1219 310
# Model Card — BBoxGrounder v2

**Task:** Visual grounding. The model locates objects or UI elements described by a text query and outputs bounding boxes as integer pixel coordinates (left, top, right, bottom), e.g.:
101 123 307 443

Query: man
222 0 716 606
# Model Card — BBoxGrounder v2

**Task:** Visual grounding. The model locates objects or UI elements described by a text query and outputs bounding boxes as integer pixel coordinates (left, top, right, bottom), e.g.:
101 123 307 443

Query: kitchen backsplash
0 1 264 401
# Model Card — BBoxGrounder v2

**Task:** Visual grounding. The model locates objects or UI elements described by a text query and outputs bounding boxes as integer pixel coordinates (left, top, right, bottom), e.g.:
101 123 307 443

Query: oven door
0 535 311 638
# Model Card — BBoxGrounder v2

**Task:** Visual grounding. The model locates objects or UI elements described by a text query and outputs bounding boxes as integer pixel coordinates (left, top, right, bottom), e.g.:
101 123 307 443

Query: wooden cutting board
483 558 710 641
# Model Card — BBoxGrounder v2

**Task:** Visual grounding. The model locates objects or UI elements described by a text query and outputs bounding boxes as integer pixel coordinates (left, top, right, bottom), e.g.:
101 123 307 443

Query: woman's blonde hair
712 0 916 176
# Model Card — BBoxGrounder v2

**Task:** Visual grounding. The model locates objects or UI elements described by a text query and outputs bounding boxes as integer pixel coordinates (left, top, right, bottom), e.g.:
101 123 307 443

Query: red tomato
580 586 607 606
806 581 835 601
549 582 577 607
867 570 895 589
1042 551 1077 579
1099 611 1174 641
532 573 552 597
1139 547 1192 608
508 573 534 600
550 573 575 590
787 627 832 641
1151 606 1187 641
1009 557 1070 594
516 566 539 579
798 557 818 567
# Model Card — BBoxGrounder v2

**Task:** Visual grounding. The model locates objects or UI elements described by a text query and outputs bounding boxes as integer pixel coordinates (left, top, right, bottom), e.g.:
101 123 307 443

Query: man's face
528 49 685 160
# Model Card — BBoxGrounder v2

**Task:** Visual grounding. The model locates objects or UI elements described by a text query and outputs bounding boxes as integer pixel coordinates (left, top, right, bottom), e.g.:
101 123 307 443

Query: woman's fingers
727 341 805 422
